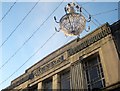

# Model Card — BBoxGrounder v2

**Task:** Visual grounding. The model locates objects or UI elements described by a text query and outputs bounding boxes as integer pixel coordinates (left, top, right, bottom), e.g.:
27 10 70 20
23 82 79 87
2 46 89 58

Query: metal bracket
85 26 90 32
55 27 60 32
79 7 82 13
77 35 80 42
54 16 59 23
86 15 91 22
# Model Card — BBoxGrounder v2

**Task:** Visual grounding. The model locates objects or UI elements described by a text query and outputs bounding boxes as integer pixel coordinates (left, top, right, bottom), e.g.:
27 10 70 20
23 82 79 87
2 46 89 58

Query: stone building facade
2 20 120 90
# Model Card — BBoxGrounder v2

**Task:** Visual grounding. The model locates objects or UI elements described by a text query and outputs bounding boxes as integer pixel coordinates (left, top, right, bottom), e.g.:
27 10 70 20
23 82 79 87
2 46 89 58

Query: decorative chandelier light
54 2 91 36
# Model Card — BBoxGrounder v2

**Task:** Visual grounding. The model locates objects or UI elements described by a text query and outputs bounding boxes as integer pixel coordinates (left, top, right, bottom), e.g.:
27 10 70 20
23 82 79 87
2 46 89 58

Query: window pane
92 80 103 89
87 57 98 67
60 71 70 89
89 67 99 81
44 79 52 90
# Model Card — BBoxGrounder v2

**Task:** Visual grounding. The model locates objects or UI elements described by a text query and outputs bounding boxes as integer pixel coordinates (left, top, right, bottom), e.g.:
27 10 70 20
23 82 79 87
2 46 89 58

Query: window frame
82 53 105 90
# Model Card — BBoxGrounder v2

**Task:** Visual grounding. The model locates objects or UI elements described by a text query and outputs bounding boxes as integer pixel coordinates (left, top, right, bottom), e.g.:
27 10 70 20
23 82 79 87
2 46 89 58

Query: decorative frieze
32 55 64 78
67 27 111 57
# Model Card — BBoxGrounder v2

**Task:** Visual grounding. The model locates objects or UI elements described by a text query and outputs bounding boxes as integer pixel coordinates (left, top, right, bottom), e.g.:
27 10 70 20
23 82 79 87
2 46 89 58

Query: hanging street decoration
54 2 91 37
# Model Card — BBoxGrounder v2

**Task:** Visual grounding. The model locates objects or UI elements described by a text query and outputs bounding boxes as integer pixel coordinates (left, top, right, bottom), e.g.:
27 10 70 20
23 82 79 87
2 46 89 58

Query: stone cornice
67 24 111 57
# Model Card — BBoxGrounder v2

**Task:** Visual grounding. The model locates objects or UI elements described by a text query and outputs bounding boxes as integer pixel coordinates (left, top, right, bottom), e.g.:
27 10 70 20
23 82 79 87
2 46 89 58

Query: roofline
25 22 109 72
11 22 110 84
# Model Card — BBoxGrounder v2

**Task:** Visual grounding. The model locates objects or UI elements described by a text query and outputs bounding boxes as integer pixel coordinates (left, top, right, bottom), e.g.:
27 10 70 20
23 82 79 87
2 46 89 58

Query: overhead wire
0 0 17 23
90 9 118 26
91 9 118 16
72 1 116 39
0 32 74 86
81 4 118 27
82 11 99 27
71 1 99 27
26 2 89 64
75 1 104 26
81 6 102 26
0 32 56 86
0 0 64 70
0 0 40 48
81 2 89 6
0 0 64 85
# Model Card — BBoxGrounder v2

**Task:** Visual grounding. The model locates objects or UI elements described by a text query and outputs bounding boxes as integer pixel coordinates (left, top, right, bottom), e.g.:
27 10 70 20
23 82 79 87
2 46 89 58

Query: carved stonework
67 26 111 57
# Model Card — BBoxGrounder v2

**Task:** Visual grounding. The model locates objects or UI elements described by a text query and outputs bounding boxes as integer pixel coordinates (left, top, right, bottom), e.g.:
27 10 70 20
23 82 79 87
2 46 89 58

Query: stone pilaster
38 82 43 91
52 74 60 90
